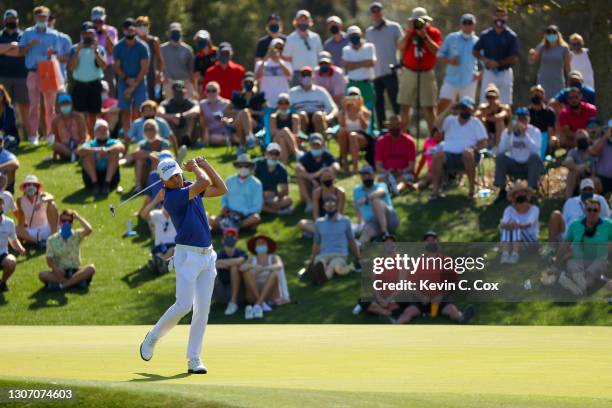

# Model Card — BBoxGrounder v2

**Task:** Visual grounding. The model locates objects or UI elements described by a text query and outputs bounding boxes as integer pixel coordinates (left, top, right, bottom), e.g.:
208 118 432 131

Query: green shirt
565 218 612 259
46 229 85 270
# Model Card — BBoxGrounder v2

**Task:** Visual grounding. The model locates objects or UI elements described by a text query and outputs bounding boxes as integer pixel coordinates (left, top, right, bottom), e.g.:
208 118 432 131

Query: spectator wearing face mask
158 80 200 147
298 167 345 236
563 129 596 198
229 72 267 155
558 86 597 148
91 6 118 96
528 84 556 154
140 189 176 274
254 143 292 215
375 115 416 195
127 100 175 150
338 87 373 174
269 93 303 164
568 33 594 90
342 26 377 114
475 83 511 146
323 16 349 68
528 25 570 99
202 42 245 100
254 38 291 107
133 119 171 192
161 22 195 99
254 14 287 63
135 16 163 101
283 10 323 85
192 30 217 93
289 66 338 135
0 195 25 293
590 121 612 196
50 93 87 162
498 183 540 264
313 51 347 106
552 70 595 108
214 227 247 316
14 175 58 247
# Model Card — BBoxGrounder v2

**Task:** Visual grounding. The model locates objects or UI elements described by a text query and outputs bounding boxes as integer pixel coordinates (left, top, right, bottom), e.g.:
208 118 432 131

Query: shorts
82 167 121 187
0 252 8 265
26 224 52 242
64 268 79 279
397 68 437 107
597 174 612 195
480 68 513 105
409 302 450 315
364 205 400 236
0 76 29 104
72 80 103 113
439 81 477 101
314 253 351 277
444 151 481 172
117 79 147 110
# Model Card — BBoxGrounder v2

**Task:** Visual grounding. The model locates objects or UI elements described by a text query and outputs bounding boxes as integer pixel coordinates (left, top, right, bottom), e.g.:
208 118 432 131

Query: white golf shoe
224 302 238 316
139 332 158 361
500 251 510 264
188 358 208 374
245 305 254 320
253 304 264 319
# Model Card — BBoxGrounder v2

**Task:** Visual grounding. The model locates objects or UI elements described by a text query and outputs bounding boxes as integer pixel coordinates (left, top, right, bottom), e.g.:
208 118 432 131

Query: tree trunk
588 0 611 119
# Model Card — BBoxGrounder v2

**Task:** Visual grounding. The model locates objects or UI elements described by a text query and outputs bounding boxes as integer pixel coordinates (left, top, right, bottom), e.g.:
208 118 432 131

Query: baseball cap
122 18 136 29
172 80 186 90
93 118 109 132
267 13 281 22
168 22 182 31
81 21 95 33
359 164 375 175
411 6 433 22
266 142 282 153
458 97 475 109
159 150 174 161
369 2 384 11
3 9 18 20
277 93 290 103
347 86 361 96
270 38 284 48
243 71 255 80
309 133 324 144
57 93 72 104
516 107 530 117
580 178 595 190
295 10 311 19
423 230 438 240
346 25 362 36
299 65 313 74
222 227 239 237
194 30 210 39
157 159 183 181
326 16 342 25
530 84 545 94
461 13 476 23
318 51 332 64
91 6 106 20
568 70 583 80
219 42 233 52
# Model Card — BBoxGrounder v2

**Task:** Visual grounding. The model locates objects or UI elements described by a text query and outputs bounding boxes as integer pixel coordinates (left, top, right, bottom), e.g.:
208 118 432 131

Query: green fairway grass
0 142 610 325
1 325 611 408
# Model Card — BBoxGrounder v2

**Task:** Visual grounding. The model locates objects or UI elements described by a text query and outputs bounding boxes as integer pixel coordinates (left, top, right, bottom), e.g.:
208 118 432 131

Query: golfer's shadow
28 287 69 309
130 372 191 382
121 264 166 288
62 187 106 204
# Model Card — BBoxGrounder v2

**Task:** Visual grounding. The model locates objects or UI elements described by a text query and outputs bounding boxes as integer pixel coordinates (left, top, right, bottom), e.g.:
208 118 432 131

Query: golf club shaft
113 179 163 210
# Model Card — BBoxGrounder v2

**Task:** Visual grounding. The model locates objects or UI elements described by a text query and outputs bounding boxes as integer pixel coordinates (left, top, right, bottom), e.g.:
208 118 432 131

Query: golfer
140 155 227 374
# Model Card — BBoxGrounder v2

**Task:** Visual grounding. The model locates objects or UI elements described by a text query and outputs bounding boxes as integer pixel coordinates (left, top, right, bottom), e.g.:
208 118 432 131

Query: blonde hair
33 6 50 15
136 16 150 26
542 29 568 50
569 33 583 45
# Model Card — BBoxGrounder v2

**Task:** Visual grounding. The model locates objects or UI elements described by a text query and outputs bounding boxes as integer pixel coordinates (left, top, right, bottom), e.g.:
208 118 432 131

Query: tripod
413 36 423 148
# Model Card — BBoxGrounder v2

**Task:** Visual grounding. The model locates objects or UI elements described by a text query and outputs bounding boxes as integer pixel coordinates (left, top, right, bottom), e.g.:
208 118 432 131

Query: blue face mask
60 222 72 240
222 236 237 247
60 105 72 114
546 33 558 43
581 191 594 202
277 108 290 115
197 39 208 49
297 23 309 32
219 53 230 64
269 23 280 33
35 21 48 29
349 35 361 46
311 148 322 157
267 159 278 167
319 65 330 74
255 245 268 254
170 31 181 42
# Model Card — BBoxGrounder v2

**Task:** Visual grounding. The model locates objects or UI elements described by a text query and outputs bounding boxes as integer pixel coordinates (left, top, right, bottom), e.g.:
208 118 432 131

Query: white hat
157 159 183 181
580 178 595 190
411 6 433 22
295 9 311 19
194 30 210 39
270 38 284 48
326 16 342 25
346 25 362 36
346 86 361 96
266 142 282 153
93 118 109 132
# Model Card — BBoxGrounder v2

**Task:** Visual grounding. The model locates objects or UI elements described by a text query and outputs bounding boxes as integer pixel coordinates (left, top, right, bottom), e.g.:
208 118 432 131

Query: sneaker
508 252 519 264
278 207 293 216
224 302 239 316
261 302 272 313
101 182 111 195
139 332 158 361
353 259 363 273
177 145 188 164
252 304 264 319
28 135 39 145
245 305 254 320
0 281 8 292
558 271 584 296
46 134 55 145
187 358 207 374
459 304 475 324
92 183 101 196
500 251 510 264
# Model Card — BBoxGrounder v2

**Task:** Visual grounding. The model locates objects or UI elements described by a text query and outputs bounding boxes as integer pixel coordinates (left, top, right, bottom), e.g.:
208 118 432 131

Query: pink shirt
95 25 118 65
374 132 416 170
558 102 597 131
423 137 439 169
313 65 347 98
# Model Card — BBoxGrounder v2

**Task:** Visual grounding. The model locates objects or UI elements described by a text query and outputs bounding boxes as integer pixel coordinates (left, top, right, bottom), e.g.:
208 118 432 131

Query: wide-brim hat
247 234 277 254
19 175 43 192
508 182 535 200
234 153 254 167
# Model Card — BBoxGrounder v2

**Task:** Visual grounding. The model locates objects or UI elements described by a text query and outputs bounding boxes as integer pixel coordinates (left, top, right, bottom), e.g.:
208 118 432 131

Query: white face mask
136 26 149 36
238 168 250 178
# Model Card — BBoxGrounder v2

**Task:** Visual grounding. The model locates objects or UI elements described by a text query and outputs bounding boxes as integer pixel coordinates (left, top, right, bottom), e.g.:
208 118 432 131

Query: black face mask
515 195 528 203
125 33 136 40
577 138 589 150
425 243 438 253
329 25 339 35
326 209 337 217
569 102 580 110
244 82 254 91
531 95 542 104
568 81 581 88
143 114 155 120
322 179 333 187
5 21 17 30
459 111 471 120
363 179 374 188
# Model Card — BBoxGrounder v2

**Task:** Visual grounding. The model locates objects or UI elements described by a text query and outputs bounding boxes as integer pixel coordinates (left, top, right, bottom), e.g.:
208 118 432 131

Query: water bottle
69 139 76 162
124 218 137 237
154 84 162 101
523 279 532 290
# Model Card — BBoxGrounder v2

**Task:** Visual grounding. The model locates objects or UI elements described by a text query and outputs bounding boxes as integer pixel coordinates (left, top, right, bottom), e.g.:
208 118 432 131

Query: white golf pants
150 247 217 359
480 68 514 105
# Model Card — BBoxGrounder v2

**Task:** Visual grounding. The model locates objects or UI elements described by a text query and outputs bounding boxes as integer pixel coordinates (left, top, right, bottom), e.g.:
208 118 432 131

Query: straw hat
19 175 43 192
508 181 535 201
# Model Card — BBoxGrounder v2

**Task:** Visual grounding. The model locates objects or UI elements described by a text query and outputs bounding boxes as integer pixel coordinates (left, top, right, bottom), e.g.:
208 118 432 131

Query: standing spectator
298 167 345 236
113 18 150 138
202 42 245 100
375 115 417 195
18 6 61 145
0 84 19 150
528 84 556 154
528 25 570 98
140 190 176 274
553 70 596 107
254 38 291 107
397 7 442 132
192 30 217 94
133 119 171 191
214 227 247 316
323 16 349 67
499 183 540 264
39 209 95 291
494 107 543 202
269 93 302 164
568 33 594 90
476 83 510 146
50 93 87 162
47 13 72 82
199 81 231 147
254 14 286 63
366 2 403 129
0 195 25 292
337 87 373 174
254 143 292 215
77 119 124 195
563 129 596 198
558 87 597 148
161 22 195 99
283 10 323 85
158 81 200 147
436 14 479 114
313 51 347 106
15 175 58 247
228 73 266 155
91 6 118 96
473 6 519 105
99 80 119 129
0 132 19 192
127 100 175 151
0 9 29 140
591 124 612 196
289 66 338 135
342 26 377 113
136 16 163 101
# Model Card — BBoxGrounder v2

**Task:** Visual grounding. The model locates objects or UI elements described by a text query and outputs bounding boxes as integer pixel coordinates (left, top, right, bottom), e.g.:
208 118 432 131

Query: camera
412 17 425 30
83 37 94 47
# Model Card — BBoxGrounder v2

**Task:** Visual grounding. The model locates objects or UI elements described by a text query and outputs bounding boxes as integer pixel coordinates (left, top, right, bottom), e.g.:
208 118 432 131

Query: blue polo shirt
81 138 121 171
554 85 596 105
0 28 27 78
438 31 479 87
18 26 61 70
127 116 172 143
112 38 150 79
353 182 393 223
163 181 212 248
473 26 519 69
0 148 17 165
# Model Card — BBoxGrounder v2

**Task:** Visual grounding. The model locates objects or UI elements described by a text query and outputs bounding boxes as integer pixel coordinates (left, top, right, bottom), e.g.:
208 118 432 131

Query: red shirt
374 132 417 170
202 61 246 100
558 102 597 131
402 25 442 71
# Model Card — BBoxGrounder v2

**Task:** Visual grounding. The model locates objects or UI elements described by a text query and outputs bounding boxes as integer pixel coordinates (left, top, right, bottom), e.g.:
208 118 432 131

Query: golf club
109 179 163 217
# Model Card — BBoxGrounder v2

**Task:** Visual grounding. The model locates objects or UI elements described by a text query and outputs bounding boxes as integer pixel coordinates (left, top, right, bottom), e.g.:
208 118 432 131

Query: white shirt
255 59 291 106
501 205 540 238
570 49 595 90
0 191 16 213
288 85 337 114
283 30 323 71
562 195 610 227
0 215 16 254
149 209 177 246
441 115 487 154
342 42 377 81
498 125 541 163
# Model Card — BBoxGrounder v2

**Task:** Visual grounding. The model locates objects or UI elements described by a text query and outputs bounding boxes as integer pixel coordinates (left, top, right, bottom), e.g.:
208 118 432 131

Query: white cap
93 118 109 132
580 178 595 190
266 142 282 153
346 25 362 36
295 9 311 19
194 30 210 39
326 16 342 25
346 86 361 96
157 159 183 181
270 37 284 48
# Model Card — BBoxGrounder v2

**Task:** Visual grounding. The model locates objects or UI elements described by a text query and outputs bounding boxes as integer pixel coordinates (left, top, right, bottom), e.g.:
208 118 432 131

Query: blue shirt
554 85 596 105
163 181 211 248
0 104 19 139
314 214 353 256
70 44 105 82
112 38 150 78
438 31 479 87
353 182 393 223
0 148 17 164
323 33 349 67
18 26 61 70
0 28 27 78
145 171 163 199
221 175 263 216
127 117 172 143
473 26 519 69
81 138 121 171
55 30 72 80
299 151 336 174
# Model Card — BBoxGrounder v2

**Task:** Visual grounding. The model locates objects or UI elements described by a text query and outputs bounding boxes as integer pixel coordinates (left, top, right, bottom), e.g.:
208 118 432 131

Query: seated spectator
548 178 610 244
558 86 597 148
353 164 399 243
0 195 26 292
337 87 373 174
310 197 360 283
375 115 417 195
590 122 612 196
77 119 125 195
127 100 176 152
0 173 16 214
202 42 245 100
229 72 266 155
528 84 556 153
254 37 291 106
240 234 290 319
138 150 173 220
254 143 292 215
0 84 19 151
50 93 87 162
313 51 347 106
415 129 442 190
214 227 247 316
430 98 487 201
499 182 540 264
198 81 232 146
0 133 19 193
158 80 200 147
133 119 171 192
476 84 510 146
140 190 176 274
15 175 58 247
38 209 96 291
298 167 345 235
209 154 262 232
563 129 596 198
494 107 543 203
552 70 595 108
269 93 303 164
289 66 338 135
99 80 120 132
295 133 340 212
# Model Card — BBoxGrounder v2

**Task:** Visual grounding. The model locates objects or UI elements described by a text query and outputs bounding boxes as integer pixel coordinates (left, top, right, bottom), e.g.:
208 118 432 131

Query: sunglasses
144 127 156 132
461 20 474 25
24 183 38 188
545 29 557 34
570 42 581 47
370 7 382 13
235 164 251 169
206 88 217 93
267 151 280 157
586 208 599 213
